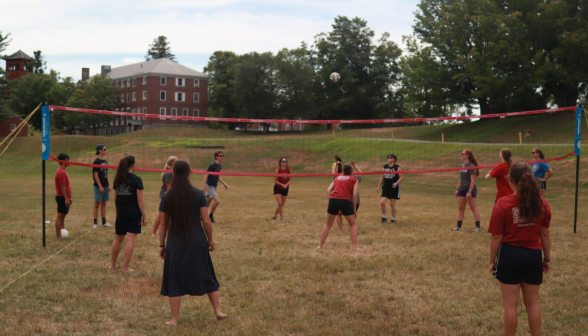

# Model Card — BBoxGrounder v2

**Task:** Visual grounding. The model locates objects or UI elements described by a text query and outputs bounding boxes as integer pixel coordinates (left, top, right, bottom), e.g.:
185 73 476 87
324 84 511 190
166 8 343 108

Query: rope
0 105 41 159
0 228 94 294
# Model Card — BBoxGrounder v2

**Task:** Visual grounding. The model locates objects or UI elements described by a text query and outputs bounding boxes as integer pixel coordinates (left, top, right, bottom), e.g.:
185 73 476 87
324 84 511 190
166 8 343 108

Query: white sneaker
451 226 461 231
93 224 98 229
102 223 113 227
474 227 482 232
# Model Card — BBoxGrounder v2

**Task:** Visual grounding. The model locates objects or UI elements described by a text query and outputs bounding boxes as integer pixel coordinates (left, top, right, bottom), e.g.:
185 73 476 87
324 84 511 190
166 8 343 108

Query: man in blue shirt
203 150 228 223
532 148 554 197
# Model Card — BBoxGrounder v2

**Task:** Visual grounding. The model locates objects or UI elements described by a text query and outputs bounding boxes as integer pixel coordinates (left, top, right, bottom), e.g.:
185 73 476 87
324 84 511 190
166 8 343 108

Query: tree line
2 1 587 130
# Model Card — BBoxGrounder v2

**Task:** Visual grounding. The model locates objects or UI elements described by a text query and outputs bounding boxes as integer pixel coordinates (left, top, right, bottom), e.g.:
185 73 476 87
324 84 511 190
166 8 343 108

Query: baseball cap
387 154 397 160
95 144 105 155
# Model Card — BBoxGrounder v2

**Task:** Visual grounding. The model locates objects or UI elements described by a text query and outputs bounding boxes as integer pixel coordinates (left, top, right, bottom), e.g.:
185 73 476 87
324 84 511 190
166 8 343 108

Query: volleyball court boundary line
49 152 575 177
0 228 94 294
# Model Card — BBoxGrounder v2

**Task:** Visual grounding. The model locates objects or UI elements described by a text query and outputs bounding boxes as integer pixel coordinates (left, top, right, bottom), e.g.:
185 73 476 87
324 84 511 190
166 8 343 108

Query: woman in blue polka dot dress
158 159 226 324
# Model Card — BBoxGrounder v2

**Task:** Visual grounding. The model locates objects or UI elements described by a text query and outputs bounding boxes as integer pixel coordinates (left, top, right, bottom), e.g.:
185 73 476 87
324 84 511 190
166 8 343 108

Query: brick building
85 58 208 136
1 50 31 137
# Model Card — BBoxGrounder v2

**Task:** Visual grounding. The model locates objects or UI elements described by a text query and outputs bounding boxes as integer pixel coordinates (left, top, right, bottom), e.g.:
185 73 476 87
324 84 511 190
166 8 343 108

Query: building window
160 91 166 101
142 108 147 120
176 92 184 102
132 92 136 102
127 79 131 87
176 78 184 86
126 93 130 102
126 107 130 112
132 109 136 120
115 119 119 126
160 108 166 120
142 76 147 85
194 79 199 88
133 78 136 87
193 93 199 103
121 81 125 89
121 94 125 103
142 91 147 101
182 109 188 116
11 124 16 131
161 76 166 85
193 109 199 117
171 108 177 119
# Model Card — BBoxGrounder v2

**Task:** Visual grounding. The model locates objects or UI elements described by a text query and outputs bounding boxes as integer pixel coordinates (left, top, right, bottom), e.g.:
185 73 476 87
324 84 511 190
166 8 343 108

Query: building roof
107 58 208 80
3 50 32 60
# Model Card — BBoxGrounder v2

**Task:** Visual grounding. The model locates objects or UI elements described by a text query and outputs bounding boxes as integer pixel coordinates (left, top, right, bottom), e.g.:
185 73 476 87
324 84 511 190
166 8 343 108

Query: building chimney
82 68 90 80
101 65 111 75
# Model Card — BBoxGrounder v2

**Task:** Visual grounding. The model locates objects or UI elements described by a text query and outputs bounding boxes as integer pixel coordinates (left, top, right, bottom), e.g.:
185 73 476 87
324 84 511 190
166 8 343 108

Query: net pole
41 102 50 247
573 106 582 233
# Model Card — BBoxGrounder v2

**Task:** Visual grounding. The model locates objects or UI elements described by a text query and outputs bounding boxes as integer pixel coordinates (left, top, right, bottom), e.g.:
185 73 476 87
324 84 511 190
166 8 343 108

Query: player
531 149 553 197
273 157 291 220
488 162 551 336
377 154 402 223
110 155 147 272
453 149 481 231
54 153 72 240
331 159 362 232
92 144 112 228
152 156 177 236
485 148 514 202
318 163 359 250
203 151 228 223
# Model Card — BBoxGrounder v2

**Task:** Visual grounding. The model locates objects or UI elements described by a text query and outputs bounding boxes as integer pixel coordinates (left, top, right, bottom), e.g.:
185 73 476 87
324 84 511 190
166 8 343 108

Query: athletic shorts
494 243 543 285
206 184 218 198
356 203 360 211
327 198 355 216
457 185 477 197
55 196 70 215
536 179 547 191
273 185 289 196
115 212 142 235
93 186 110 202
381 186 401 200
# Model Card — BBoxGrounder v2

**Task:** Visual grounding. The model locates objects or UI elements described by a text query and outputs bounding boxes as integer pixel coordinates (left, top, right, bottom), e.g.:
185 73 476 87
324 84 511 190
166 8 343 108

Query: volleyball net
42 105 584 177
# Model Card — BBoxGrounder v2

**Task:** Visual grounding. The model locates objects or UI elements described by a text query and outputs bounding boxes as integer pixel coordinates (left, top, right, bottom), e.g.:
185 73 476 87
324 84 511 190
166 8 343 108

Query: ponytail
533 148 545 160
464 149 479 176
161 156 178 181
509 162 544 220
501 148 512 169
115 155 135 186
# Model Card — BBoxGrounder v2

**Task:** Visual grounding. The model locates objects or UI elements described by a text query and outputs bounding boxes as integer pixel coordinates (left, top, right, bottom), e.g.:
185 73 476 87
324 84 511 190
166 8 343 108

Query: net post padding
49 152 576 177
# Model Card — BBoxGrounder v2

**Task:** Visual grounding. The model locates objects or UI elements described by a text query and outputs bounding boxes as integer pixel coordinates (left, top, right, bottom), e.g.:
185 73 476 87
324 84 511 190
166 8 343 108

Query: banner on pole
42 105 50 161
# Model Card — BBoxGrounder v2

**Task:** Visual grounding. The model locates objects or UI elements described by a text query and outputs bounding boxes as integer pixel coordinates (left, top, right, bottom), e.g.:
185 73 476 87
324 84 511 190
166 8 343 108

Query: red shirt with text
330 175 357 201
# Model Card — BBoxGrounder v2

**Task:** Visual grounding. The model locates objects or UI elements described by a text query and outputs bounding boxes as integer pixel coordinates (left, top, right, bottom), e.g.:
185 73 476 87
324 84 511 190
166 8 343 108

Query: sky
1 0 422 81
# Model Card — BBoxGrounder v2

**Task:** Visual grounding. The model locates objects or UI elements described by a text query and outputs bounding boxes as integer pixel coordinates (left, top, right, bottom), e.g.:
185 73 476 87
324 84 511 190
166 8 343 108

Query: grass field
1 113 587 335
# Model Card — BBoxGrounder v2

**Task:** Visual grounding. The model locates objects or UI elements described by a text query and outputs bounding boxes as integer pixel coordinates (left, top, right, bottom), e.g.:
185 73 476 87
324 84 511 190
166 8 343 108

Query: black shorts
273 185 289 196
55 196 70 215
381 186 400 200
356 203 360 211
495 243 543 285
327 198 355 216
115 212 143 235
537 180 547 191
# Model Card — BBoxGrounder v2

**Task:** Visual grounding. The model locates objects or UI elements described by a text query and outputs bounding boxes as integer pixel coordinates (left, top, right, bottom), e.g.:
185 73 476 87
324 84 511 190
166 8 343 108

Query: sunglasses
282 161 287 163
461 153 466 155
219 155 224 157
532 152 536 154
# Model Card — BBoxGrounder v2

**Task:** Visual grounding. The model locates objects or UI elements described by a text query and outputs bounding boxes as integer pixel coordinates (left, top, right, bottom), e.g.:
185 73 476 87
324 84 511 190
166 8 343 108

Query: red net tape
49 105 578 124
49 152 575 177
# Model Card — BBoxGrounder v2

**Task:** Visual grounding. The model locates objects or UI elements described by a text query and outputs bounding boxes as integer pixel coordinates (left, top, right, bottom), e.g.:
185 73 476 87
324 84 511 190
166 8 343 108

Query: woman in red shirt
485 148 514 202
488 162 551 336
273 157 291 220
318 163 358 250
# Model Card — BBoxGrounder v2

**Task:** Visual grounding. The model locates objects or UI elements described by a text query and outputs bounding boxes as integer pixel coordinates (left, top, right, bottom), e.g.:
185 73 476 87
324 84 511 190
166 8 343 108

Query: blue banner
42 105 50 160
575 107 582 156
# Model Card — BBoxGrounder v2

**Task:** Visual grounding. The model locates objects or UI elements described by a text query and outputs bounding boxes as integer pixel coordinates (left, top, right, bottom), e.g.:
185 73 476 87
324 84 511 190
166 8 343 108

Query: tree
0 30 12 120
47 77 76 128
145 36 176 61
231 52 278 132
203 51 241 129
8 70 60 128
0 30 11 55
275 47 317 121
64 75 120 132
26 50 47 74
310 16 403 126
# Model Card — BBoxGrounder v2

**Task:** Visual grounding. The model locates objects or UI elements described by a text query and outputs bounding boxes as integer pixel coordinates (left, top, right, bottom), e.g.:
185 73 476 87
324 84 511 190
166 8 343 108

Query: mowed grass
1 160 588 335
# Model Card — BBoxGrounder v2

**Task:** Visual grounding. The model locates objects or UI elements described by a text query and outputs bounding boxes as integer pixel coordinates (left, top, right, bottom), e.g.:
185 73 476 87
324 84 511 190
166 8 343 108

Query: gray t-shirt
159 172 173 199
458 162 478 191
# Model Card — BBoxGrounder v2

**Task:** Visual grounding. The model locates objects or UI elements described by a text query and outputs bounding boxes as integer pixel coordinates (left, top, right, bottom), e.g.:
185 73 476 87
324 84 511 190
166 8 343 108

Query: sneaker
102 223 112 227
452 226 461 231
209 213 215 223
93 224 98 229
474 227 482 232
391 218 397 223
381 217 387 223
